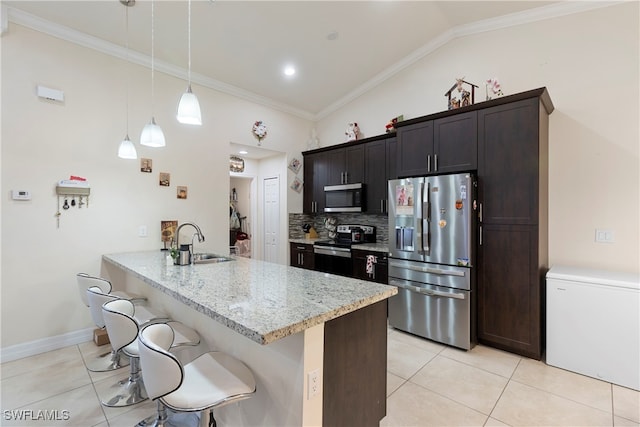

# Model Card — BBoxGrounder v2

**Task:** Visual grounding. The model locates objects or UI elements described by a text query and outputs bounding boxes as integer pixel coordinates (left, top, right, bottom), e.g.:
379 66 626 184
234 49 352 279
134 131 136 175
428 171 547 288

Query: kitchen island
102 251 397 426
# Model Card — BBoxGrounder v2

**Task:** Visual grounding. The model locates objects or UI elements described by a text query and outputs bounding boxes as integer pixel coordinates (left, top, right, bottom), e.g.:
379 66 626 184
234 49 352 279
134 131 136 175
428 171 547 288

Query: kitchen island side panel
323 299 388 426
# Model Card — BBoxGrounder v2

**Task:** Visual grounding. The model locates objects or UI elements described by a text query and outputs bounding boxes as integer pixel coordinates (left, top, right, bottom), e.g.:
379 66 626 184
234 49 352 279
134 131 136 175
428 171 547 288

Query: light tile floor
1 328 638 426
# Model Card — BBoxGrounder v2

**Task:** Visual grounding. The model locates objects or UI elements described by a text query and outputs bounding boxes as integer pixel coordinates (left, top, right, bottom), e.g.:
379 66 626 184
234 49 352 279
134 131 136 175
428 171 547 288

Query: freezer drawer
389 258 471 291
546 266 639 391
388 277 471 350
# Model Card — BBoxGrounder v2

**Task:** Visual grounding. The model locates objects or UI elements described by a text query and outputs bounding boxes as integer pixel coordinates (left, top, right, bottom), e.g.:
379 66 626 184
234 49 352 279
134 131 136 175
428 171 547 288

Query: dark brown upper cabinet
364 136 396 213
396 112 477 178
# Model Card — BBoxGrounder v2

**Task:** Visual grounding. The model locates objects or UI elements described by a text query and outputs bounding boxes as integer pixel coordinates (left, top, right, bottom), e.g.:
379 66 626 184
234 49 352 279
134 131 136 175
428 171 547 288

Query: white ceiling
4 1 615 159
5 0 592 120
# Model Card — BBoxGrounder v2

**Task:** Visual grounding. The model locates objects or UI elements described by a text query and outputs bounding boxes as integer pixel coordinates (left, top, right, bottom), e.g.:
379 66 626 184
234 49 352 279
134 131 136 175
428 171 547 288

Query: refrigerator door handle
422 182 430 254
389 279 466 300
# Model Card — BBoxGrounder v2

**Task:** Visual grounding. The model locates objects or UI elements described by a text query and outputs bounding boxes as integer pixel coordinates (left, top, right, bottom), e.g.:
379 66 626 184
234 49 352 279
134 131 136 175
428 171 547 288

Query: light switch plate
595 229 614 243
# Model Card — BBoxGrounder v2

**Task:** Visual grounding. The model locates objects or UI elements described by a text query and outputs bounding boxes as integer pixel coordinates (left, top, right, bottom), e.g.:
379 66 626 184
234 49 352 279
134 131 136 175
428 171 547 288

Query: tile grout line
78 343 113 427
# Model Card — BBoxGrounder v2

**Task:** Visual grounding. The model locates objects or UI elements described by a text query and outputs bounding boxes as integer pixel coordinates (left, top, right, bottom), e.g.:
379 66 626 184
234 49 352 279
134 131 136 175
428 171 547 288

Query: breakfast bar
102 251 397 426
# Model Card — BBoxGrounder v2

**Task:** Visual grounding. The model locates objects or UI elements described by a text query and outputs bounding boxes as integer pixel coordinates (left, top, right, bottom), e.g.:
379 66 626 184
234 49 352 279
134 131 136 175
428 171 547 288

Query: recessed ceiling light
284 66 296 77
239 150 248 155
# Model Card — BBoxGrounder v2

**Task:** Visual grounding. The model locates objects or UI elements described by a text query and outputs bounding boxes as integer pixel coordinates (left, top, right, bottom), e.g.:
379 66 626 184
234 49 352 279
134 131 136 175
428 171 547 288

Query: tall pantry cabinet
477 90 553 360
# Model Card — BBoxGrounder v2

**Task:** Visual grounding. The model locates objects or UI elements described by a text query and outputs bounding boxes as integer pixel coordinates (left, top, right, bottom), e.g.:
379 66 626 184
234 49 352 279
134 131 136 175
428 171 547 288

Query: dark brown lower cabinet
290 242 315 270
478 224 544 359
351 249 388 284
323 300 387 426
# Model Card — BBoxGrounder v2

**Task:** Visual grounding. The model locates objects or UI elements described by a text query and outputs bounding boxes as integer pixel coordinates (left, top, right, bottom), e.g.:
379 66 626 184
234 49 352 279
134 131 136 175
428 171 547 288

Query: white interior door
263 177 279 263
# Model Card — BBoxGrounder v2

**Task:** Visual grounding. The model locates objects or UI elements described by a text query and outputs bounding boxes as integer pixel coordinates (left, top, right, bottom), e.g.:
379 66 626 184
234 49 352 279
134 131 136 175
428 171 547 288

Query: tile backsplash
289 213 389 242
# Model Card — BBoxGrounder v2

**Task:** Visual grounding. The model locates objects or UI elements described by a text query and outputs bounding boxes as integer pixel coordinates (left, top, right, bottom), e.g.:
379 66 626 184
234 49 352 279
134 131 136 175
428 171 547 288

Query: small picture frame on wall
161 220 177 250
159 172 170 187
177 186 188 199
140 158 152 173
290 177 303 193
288 157 301 174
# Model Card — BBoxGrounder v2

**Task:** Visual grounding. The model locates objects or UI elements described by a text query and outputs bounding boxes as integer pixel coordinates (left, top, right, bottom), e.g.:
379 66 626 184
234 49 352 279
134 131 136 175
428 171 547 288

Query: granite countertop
352 243 389 253
289 238 323 245
103 251 397 345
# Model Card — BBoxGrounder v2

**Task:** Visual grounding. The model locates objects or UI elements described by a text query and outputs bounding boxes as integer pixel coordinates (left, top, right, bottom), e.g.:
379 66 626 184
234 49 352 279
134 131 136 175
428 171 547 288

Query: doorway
230 176 254 258
228 142 286 263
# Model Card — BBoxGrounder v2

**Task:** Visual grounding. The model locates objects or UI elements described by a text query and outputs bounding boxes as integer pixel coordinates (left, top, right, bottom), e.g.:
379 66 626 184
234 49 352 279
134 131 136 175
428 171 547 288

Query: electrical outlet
307 369 320 400
595 229 614 243
138 225 148 237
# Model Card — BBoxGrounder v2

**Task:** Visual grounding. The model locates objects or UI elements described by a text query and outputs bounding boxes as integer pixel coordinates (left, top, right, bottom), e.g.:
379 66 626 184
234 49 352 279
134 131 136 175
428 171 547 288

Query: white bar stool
100 299 200 408
138 323 256 427
77 273 146 372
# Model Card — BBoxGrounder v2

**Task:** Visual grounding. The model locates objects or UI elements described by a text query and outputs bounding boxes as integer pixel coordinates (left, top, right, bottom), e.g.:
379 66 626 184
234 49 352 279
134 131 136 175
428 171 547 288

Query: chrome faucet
174 222 205 265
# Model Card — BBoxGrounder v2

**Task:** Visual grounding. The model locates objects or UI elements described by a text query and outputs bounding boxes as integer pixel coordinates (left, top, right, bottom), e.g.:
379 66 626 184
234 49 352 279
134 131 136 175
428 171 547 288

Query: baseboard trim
1 328 94 363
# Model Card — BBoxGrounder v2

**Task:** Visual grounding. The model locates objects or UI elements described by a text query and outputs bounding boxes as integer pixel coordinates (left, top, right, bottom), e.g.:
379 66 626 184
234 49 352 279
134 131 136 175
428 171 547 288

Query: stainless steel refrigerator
387 173 476 350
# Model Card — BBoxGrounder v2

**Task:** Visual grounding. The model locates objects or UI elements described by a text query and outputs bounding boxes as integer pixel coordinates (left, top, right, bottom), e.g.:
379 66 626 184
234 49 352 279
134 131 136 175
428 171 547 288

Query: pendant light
140 0 166 147
118 0 137 159
176 0 202 125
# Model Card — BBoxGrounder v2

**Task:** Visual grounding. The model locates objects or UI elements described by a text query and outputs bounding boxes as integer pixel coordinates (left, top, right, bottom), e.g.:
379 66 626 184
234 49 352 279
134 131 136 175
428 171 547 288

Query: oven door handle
314 246 352 258
389 279 466 300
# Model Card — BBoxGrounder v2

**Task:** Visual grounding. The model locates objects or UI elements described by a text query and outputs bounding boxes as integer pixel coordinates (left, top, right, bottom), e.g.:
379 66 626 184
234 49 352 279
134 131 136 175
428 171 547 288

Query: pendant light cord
125 4 130 135
151 0 155 115
187 0 192 85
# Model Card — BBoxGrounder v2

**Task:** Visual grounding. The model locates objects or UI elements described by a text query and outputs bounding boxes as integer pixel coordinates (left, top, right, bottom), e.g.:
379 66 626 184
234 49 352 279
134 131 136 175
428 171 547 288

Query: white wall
0 23 311 349
316 3 639 274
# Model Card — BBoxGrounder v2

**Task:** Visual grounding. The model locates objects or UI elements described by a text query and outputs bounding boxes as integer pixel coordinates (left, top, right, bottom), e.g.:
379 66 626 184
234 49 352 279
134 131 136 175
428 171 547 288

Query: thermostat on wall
12 190 32 200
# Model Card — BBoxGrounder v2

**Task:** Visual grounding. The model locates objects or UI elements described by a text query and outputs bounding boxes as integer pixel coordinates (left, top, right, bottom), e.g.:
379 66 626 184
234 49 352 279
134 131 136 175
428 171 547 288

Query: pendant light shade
140 117 166 147
177 85 202 125
118 135 137 159
118 1 137 159
141 1 166 147
176 0 202 125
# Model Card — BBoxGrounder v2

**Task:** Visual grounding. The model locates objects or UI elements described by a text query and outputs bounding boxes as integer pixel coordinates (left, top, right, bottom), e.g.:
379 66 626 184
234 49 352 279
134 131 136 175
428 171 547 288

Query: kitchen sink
192 253 235 264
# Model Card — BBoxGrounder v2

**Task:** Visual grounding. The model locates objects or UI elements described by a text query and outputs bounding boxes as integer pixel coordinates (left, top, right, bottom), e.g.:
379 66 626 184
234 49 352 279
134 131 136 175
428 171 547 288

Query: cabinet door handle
479 225 483 246
479 203 483 222
434 154 438 171
380 200 384 212
297 246 306 250
427 155 431 172
301 253 304 265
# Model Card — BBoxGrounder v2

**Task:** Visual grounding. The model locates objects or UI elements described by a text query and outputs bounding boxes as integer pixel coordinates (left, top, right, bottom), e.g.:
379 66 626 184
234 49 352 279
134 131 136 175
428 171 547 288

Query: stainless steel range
314 225 376 276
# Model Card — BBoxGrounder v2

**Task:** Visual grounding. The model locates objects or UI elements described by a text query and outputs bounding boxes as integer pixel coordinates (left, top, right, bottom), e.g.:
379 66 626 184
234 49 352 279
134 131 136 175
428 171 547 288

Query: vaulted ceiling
6 1 608 121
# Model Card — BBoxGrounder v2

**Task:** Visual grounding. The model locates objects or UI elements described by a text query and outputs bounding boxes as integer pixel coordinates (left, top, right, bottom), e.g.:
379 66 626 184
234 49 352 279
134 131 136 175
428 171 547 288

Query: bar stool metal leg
101 356 147 407
85 348 129 372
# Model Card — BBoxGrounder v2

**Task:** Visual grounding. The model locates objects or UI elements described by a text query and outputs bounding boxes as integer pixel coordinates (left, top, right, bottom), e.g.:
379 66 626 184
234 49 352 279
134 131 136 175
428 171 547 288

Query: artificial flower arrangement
252 121 267 145
485 78 504 100
385 115 404 133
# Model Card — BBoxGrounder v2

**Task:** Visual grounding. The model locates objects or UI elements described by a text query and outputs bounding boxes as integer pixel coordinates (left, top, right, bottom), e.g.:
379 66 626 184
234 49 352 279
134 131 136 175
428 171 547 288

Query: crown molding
314 1 625 120
6 6 316 121
7 2 624 122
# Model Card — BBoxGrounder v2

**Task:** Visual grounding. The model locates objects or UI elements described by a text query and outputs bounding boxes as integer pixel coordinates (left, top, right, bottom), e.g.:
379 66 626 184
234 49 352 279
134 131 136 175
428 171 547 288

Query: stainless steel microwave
324 183 364 212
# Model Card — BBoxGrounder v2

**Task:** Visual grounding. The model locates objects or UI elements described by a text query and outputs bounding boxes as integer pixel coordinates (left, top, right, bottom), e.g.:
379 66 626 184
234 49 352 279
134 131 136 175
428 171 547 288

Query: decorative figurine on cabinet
345 122 360 142
445 78 478 110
